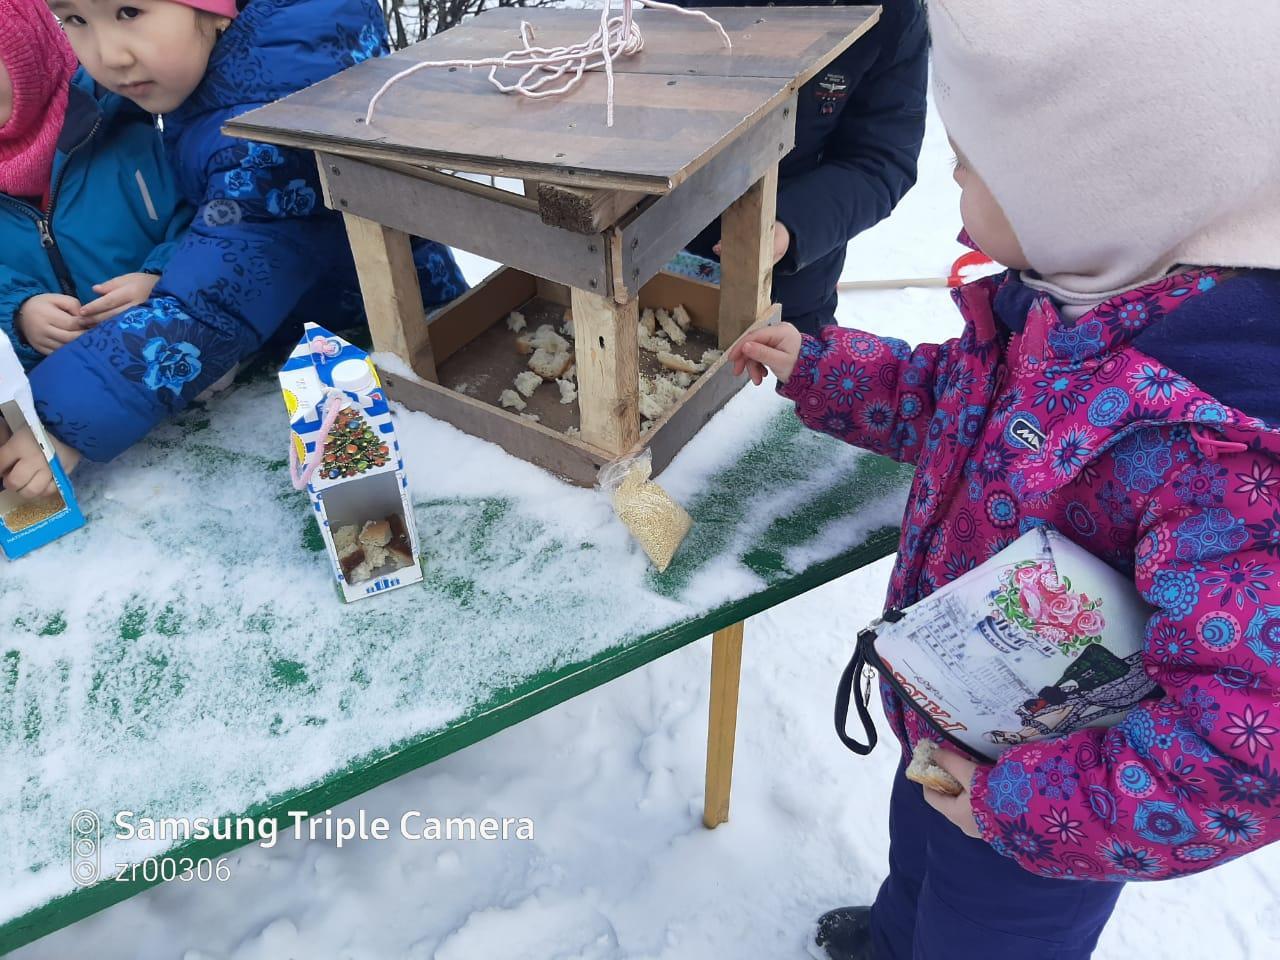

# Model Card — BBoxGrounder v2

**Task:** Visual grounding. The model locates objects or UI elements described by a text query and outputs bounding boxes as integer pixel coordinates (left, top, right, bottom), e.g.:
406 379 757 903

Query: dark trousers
869 763 1124 959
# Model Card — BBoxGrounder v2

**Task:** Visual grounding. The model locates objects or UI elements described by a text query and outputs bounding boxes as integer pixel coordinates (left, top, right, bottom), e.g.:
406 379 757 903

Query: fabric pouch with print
836 526 1159 761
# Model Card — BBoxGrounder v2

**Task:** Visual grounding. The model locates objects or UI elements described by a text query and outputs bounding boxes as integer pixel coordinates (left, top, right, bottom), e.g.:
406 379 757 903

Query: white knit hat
929 0 1280 304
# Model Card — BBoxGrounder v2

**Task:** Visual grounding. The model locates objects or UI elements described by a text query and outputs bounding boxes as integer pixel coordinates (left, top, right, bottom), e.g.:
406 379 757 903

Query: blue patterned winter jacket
30 0 467 461
0 69 192 371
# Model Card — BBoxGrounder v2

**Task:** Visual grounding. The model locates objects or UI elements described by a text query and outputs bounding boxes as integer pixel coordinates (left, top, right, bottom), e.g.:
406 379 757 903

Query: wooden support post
569 287 640 455
341 213 438 382
716 164 779 349
704 620 745 829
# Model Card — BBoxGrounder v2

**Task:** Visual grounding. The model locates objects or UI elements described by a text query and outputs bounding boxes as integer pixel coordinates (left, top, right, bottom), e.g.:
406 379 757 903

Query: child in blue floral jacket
21 0 465 471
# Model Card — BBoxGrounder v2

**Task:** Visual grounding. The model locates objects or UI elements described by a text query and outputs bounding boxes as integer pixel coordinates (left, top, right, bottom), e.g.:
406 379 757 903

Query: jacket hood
169 0 387 124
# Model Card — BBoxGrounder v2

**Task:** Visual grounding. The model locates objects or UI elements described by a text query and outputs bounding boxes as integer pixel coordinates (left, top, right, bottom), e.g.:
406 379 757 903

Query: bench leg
703 620 745 828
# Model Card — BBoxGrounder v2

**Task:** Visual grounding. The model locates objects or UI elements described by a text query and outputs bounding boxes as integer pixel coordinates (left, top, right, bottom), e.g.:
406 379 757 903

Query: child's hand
727 322 803 385
0 423 58 501
80 272 160 324
922 749 983 839
16 294 87 356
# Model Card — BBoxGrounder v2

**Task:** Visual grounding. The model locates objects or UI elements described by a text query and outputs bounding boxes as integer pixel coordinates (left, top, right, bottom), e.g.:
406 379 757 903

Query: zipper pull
37 220 55 248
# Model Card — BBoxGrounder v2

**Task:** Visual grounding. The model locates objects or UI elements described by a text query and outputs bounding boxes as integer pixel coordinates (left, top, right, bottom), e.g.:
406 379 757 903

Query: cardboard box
279 324 422 602
0 339 84 560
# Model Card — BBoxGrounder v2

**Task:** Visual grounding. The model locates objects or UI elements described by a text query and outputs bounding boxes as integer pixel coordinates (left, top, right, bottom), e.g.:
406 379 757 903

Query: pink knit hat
171 0 240 17
0 0 78 207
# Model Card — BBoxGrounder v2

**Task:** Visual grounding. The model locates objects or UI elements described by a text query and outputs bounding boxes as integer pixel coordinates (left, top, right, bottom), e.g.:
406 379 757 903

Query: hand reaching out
726 322 803 385
79 272 160 324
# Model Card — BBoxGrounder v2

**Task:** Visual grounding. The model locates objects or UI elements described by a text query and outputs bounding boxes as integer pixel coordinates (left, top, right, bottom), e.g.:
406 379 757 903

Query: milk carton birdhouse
279 324 422 601
0 338 85 559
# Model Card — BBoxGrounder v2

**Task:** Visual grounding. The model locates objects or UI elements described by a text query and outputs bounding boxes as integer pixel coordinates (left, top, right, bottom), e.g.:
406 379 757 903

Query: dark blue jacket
0 69 192 370
678 0 928 332
31 0 467 462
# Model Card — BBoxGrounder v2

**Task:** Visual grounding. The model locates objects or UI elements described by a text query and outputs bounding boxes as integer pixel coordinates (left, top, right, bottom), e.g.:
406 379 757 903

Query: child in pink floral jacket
729 2 1280 958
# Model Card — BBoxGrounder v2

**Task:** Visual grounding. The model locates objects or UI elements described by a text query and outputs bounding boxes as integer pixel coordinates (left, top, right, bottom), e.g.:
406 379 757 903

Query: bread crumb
657 351 705 375
638 327 672 354
565 425 580 436
529 346 573 380
639 392 666 422
700 348 723 367
519 412 541 423
657 309 686 345
359 519 391 547
516 324 569 356
557 378 577 405
506 310 527 332
673 371 693 388
514 370 543 398
333 524 359 553
499 389 526 411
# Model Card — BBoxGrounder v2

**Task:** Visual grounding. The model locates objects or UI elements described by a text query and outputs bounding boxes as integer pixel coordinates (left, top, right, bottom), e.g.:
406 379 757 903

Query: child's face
0 59 12 130
48 1 222 115
950 139 1031 271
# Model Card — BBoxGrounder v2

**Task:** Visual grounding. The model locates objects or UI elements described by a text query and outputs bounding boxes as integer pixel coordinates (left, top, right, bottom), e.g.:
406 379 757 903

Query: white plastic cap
332 358 376 396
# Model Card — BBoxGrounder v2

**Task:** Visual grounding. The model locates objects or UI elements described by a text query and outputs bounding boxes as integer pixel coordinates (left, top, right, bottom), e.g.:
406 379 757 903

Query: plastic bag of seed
598 450 692 573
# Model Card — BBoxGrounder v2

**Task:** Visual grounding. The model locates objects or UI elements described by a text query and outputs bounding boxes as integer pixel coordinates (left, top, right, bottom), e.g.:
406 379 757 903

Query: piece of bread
657 351 705 375
657 309 686 346
385 513 415 569
700 348 724 367
333 524 359 553
499 389 526 411
671 304 692 331
529 347 573 380
506 310 527 332
905 740 964 797
639 392 667 422
514 370 543 398
640 307 657 336
359 519 391 547
515 324 569 356
557 378 577 405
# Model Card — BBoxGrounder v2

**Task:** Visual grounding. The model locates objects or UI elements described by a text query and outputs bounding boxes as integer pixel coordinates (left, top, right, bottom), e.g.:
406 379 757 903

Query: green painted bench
0 364 911 952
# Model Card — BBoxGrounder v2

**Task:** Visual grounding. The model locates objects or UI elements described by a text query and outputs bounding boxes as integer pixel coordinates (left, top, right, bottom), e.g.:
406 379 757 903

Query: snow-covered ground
14 95 1280 960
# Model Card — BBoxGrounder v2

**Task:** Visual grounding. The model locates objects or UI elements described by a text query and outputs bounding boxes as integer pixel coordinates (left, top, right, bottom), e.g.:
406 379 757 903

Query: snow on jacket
0 69 192 370
779 268 1280 881
677 0 928 328
29 0 466 461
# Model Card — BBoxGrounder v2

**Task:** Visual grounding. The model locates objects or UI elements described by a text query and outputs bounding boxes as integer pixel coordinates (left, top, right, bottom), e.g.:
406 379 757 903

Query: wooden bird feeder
226 6 881 485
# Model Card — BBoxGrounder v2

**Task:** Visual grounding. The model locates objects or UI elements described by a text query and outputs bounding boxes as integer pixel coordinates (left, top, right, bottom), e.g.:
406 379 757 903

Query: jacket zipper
0 114 103 299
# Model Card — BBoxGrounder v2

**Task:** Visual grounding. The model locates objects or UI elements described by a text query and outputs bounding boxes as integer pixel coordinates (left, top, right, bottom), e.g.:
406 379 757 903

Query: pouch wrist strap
834 632 878 755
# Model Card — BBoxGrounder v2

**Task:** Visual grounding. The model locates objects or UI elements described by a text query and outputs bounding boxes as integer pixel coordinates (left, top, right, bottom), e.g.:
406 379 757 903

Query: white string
363 0 732 128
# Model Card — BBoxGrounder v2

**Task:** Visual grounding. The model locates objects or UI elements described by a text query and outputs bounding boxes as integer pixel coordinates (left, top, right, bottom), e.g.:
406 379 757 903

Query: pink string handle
288 389 351 491
1191 425 1248 461
363 0 731 128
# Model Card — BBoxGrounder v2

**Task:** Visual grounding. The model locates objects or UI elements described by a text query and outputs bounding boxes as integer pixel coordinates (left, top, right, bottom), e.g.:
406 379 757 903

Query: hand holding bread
910 740 984 839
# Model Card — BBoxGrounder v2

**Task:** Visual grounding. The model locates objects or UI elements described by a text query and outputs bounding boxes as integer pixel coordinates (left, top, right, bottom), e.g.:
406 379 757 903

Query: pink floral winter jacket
779 268 1280 881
